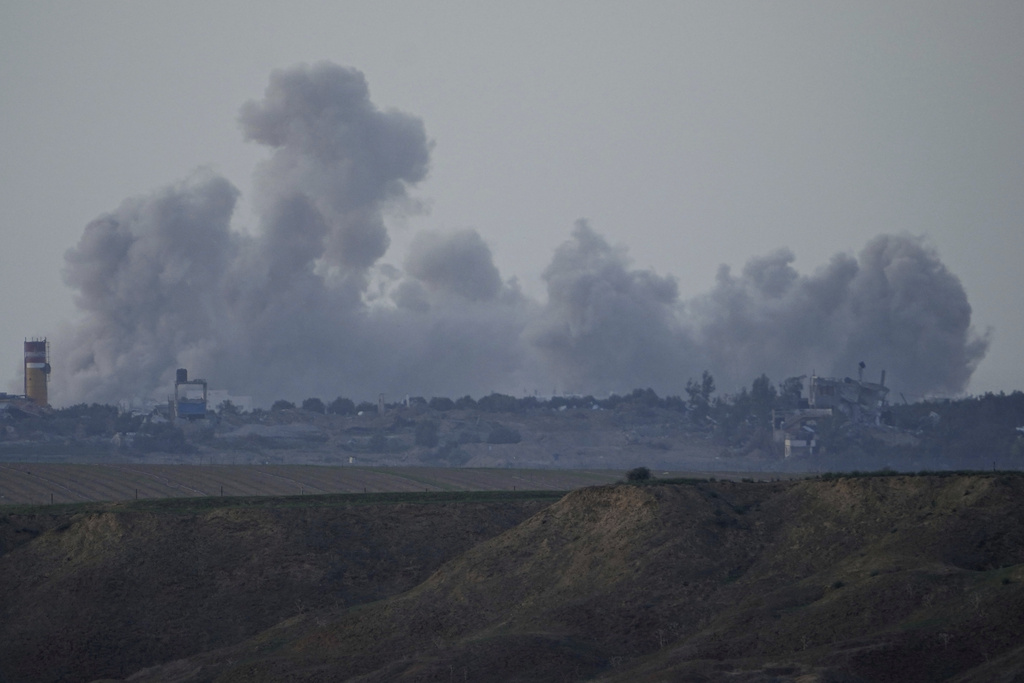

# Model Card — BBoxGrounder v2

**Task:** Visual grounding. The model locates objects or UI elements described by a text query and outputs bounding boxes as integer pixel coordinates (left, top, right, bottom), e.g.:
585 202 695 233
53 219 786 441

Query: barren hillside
0 492 557 682
3 475 1024 682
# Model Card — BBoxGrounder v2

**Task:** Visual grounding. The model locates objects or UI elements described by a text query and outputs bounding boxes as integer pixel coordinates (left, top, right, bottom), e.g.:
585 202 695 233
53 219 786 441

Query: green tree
302 397 326 414
217 400 241 417
271 399 296 412
628 388 661 408
328 397 356 415
428 396 455 411
686 371 715 419
113 411 144 433
778 376 805 409
454 395 477 410
750 374 777 424
478 393 519 413
600 394 625 410
714 387 750 444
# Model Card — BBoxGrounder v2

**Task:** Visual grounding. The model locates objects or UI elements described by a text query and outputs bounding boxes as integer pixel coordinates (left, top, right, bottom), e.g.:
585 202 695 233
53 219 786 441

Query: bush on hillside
428 396 455 411
486 423 521 444
626 466 652 483
328 397 356 415
302 397 326 414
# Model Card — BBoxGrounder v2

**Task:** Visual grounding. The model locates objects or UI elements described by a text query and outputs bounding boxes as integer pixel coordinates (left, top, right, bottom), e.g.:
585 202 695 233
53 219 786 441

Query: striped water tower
24 339 50 407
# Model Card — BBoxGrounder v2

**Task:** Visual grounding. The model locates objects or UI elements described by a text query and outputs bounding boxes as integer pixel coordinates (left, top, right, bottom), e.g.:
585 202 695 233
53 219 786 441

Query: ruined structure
809 367 889 425
774 365 890 459
772 408 833 458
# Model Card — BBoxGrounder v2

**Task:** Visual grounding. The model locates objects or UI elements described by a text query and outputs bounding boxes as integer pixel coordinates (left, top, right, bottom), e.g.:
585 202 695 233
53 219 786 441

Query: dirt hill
3 475 1024 682
0 492 557 683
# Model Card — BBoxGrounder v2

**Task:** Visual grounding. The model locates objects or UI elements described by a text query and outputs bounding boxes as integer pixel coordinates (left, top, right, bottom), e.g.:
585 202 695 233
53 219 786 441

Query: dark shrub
328 397 356 415
478 393 519 413
368 433 388 452
486 423 522 444
302 397 326 414
428 396 455 411
626 466 652 483
415 420 440 448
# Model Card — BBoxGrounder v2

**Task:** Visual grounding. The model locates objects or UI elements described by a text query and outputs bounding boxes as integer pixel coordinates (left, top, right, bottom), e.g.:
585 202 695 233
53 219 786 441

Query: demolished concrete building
773 408 833 458
774 366 890 459
809 369 889 425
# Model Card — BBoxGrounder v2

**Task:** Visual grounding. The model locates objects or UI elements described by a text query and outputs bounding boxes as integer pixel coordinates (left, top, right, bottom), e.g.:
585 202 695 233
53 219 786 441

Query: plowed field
0 464 642 505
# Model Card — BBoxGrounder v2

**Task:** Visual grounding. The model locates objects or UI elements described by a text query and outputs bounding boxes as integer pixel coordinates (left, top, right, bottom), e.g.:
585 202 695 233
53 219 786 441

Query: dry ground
0 464 633 505
3 474 1023 682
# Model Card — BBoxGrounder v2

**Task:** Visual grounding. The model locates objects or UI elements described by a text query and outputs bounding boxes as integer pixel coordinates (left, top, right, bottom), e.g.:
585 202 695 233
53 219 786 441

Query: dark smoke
688 235 991 394
53 62 990 406
526 221 694 394
59 172 238 401
404 229 504 302
238 62 431 272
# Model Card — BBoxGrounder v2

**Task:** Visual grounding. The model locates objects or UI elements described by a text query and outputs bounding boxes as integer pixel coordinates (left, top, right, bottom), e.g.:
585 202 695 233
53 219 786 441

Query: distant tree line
4 375 1022 469
0 402 193 454
277 374 1023 469
885 391 1024 467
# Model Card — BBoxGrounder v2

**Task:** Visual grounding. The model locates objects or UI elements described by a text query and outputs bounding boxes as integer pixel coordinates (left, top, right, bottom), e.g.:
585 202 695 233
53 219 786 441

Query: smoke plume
688 236 991 393
53 62 989 406
526 221 693 394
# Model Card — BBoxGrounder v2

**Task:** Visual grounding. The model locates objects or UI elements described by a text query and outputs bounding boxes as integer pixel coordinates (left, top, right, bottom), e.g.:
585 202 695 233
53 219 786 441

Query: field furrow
0 464 639 505
0 464 65 504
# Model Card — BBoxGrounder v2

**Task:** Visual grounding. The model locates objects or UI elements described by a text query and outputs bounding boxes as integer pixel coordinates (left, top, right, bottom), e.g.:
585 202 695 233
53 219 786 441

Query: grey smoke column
58 173 238 402
239 62 431 274
528 220 694 393
56 63 436 404
52 62 990 406
404 229 503 302
688 234 990 395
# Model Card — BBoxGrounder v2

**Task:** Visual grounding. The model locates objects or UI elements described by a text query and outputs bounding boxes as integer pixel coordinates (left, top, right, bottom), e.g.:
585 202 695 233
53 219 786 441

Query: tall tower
24 339 50 407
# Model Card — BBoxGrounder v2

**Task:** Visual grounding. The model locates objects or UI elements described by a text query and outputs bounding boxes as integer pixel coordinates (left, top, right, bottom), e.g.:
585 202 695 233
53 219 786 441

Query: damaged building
774 364 890 459
809 366 889 425
773 407 833 459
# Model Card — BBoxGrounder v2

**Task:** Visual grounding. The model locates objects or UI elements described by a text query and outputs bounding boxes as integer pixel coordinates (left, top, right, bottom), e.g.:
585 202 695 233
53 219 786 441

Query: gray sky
2 1 1022 403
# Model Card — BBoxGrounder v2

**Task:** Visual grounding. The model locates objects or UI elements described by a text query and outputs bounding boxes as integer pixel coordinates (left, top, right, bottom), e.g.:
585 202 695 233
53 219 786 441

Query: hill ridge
108 474 1024 682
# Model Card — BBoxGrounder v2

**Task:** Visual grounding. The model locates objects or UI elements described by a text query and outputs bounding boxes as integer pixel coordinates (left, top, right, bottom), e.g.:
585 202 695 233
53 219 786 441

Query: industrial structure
809 365 889 425
773 364 890 459
772 408 833 458
23 339 50 407
173 368 208 420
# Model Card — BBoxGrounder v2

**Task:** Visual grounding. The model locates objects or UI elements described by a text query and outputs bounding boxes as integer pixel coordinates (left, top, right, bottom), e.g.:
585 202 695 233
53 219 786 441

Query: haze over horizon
2 3 1021 406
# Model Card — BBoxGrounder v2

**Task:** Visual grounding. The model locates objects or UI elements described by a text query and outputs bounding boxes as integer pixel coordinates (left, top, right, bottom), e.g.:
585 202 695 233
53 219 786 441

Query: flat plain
0 464 741 505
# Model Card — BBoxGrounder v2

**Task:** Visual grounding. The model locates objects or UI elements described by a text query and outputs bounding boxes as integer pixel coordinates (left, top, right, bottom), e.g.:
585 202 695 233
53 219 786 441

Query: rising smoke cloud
53 62 990 406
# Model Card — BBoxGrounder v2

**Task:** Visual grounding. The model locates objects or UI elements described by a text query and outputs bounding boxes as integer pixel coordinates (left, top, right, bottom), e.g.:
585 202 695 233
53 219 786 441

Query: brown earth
3 475 1024 682
0 492 558 683
0 464 634 505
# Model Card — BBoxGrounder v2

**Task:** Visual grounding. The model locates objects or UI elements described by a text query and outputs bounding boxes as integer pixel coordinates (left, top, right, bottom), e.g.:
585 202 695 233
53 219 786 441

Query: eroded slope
0 494 555 683
123 475 1024 683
